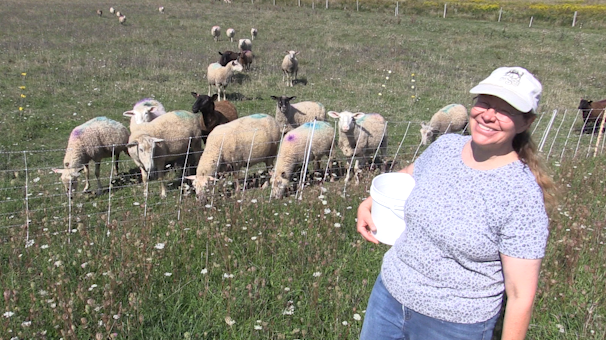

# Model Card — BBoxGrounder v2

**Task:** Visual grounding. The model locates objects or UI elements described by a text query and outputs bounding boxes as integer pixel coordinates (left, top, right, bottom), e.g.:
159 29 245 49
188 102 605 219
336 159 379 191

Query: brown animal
191 92 238 144
578 98 606 132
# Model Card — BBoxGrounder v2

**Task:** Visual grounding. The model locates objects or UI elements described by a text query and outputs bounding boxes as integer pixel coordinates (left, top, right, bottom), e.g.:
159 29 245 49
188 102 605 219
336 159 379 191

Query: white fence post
326 0 328 9
395 2 398 16
177 137 193 221
106 145 115 226
529 16 534 28
572 11 578 27
443 3 447 18
498 7 502 22
23 151 30 244
356 0 359 11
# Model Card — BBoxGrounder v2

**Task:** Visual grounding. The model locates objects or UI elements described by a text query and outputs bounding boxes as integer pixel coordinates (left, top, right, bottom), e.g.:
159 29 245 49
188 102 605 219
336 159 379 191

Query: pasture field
1 0 606 339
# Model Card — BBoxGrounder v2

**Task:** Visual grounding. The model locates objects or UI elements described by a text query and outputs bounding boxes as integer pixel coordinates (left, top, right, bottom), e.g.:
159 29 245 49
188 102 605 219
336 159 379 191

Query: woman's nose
481 107 498 121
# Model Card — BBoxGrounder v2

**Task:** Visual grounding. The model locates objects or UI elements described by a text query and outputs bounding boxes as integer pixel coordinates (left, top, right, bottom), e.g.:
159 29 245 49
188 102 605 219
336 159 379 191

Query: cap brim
470 83 532 113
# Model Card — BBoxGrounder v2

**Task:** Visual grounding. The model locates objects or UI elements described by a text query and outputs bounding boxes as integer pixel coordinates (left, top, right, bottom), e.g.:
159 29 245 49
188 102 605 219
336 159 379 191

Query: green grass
1 0 606 338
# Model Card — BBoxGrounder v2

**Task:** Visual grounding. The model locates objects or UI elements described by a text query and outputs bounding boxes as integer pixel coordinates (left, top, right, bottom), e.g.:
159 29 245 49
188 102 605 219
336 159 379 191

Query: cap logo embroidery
499 69 523 87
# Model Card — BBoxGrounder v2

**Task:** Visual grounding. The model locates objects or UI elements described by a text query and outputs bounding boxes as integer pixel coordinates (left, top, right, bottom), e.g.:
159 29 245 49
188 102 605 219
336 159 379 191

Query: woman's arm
356 164 415 243
500 254 542 340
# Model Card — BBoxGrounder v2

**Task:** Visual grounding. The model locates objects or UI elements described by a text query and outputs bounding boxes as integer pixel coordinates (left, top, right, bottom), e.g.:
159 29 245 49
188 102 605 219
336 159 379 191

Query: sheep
53 117 130 197
270 95 326 133
159 6 165 13
281 50 299 87
327 111 388 184
270 121 335 199
207 60 244 102
127 110 203 198
123 98 168 130
218 50 240 66
116 11 121 17
118 15 126 24
185 114 281 201
211 25 221 42
109 7 115 14
96 9 103 17
191 92 239 143
419 103 468 145
226 28 235 42
578 98 606 133
238 50 253 71
250 28 258 40
238 38 252 51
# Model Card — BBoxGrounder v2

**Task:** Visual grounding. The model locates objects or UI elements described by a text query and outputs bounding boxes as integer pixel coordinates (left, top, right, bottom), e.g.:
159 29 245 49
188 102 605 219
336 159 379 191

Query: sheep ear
191 92 199 98
151 137 165 144
123 111 135 117
184 175 196 181
295 51 300 55
126 142 138 148
270 96 278 100
287 96 296 101
327 111 340 119
211 94 219 102
218 51 223 55
353 112 365 119
53 168 67 174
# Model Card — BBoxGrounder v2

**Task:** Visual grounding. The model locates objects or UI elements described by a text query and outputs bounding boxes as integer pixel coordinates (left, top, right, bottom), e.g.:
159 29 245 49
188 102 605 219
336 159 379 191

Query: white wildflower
3 311 14 318
25 239 34 248
353 313 361 321
164 272 172 276
54 260 62 267
21 320 32 327
201 268 208 275
342 321 348 325
88 284 98 291
225 316 236 326
154 243 165 250
313 272 321 277
334 223 341 228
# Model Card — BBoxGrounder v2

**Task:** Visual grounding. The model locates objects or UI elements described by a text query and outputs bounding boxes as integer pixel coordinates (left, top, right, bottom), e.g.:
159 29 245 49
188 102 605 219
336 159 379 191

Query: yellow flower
19 86 25 90
21 72 26 76
411 73 415 76
411 95 415 98
378 93 382 96
21 94 26 98
19 107 23 111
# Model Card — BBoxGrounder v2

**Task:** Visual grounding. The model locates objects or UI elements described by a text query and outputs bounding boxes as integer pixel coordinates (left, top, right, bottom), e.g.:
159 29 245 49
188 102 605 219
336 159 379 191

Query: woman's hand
357 196 379 244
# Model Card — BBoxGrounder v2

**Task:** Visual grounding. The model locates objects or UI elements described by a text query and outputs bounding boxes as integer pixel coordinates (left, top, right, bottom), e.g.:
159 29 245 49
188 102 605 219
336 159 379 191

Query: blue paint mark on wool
249 113 268 119
301 121 326 130
136 98 155 106
173 110 192 119
208 63 222 70
441 104 458 112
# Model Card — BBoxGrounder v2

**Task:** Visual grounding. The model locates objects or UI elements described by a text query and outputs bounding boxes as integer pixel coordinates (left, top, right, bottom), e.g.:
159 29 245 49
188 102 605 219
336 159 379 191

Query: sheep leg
94 162 103 196
208 83 212 97
82 164 90 192
282 70 286 83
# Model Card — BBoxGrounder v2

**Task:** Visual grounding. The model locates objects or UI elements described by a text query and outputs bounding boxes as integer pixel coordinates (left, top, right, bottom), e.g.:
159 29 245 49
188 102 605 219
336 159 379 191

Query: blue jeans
360 274 499 340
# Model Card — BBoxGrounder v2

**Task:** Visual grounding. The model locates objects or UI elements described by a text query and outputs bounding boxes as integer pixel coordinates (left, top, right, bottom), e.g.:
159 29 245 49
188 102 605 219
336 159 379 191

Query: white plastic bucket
370 173 415 245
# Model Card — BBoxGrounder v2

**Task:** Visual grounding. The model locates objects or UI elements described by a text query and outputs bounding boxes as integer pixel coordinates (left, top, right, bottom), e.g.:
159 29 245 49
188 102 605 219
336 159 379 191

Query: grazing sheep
218 50 240 66
123 98 168 130
185 114 281 201
191 92 239 143
271 121 335 199
127 110 203 198
238 38 252 51
116 11 121 17
211 25 221 42
207 60 244 101
578 98 606 133
53 117 130 197
420 103 468 145
226 28 235 42
109 7 115 14
159 6 165 13
270 95 326 133
118 15 126 24
96 9 103 17
327 111 388 183
238 50 253 71
281 50 299 87
251 27 258 40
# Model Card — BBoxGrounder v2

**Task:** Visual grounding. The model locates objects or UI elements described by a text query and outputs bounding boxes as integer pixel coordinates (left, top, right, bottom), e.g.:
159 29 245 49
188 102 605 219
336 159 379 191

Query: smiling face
469 94 535 154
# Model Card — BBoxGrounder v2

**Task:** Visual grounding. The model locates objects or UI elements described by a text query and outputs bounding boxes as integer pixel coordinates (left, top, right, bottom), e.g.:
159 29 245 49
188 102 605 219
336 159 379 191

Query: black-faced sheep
327 111 388 184
185 114 281 201
218 50 240 66
270 95 326 133
281 50 299 87
420 103 468 145
191 92 239 143
578 98 606 133
53 117 130 197
207 60 244 101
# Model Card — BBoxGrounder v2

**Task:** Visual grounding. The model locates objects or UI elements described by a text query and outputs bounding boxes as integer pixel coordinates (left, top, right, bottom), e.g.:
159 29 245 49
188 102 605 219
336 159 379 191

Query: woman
357 67 556 340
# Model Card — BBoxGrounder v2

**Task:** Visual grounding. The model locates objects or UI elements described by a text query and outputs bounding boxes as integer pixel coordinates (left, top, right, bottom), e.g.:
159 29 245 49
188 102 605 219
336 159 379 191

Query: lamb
53 117 130 197
226 28 235 42
281 50 299 87
211 25 221 42
251 28 258 40
109 7 115 14
238 38 252 51
238 50 253 71
191 92 239 143
123 98 168 130
270 95 326 133
96 9 103 17
207 60 244 102
118 15 126 24
159 6 165 13
578 98 606 133
270 121 335 199
218 50 240 66
127 111 203 198
115 11 122 17
185 114 281 201
327 111 388 183
420 103 468 145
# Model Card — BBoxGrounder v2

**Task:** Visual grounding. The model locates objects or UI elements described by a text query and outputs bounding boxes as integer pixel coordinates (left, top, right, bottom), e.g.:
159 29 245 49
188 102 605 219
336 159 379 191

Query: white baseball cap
470 66 542 113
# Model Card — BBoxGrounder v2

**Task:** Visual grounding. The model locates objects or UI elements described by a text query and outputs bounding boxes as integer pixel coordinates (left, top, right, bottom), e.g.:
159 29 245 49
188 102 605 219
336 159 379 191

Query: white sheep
211 25 221 42
226 28 235 42
327 111 388 184
270 95 326 133
109 7 115 14
250 28 258 40
158 6 165 13
115 11 121 17
270 121 335 199
122 98 168 130
96 9 103 17
185 114 281 201
238 38 252 51
53 117 130 197
207 60 244 102
127 110 203 198
420 103 468 145
118 15 126 24
281 50 299 87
